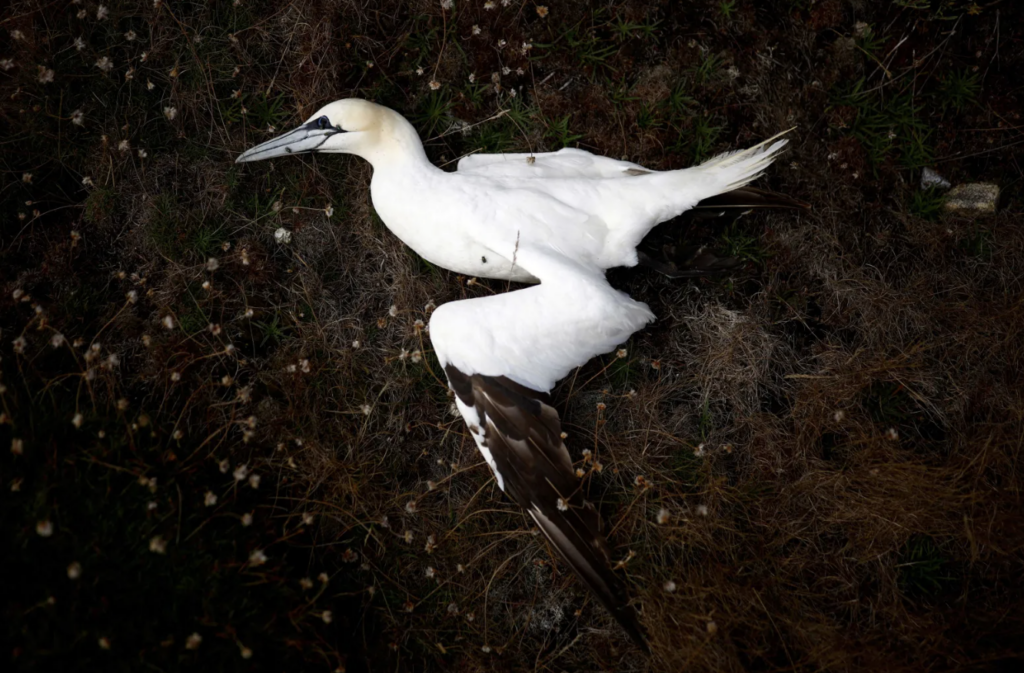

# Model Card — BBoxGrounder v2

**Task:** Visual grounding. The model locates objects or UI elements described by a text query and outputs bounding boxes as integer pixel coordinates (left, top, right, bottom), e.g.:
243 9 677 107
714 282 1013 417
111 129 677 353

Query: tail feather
697 130 792 194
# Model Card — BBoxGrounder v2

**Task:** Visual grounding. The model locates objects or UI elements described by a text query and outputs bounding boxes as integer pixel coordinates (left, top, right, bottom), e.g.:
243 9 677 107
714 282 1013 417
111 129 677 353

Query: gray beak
235 118 342 163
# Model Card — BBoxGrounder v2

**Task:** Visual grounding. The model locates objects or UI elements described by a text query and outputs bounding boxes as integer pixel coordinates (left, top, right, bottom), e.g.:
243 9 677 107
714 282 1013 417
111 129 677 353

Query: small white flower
248 473 260 489
886 427 899 440
556 497 568 511
98 636 111 650
274 227 292 244
429 80 441 91
425 566 436 578
11 438 24 456
22 173 33 183
50 333 65 348
241 512 253 526
37 66 55 84
204 491 217 507
117 139 130 152
360 404 372 415
300 577 314 590
321 610 333 624
1 59 14 71
403 530 414 544
147 80 155 91
302 512 315 525
249 549 268 566
389 305 398 317
36 520 54 537
11 30 25 40
405 500 417 514
325 204 334 217
616 348 627 359
833 410 845 422
239 645 252 659
696 504 709 516
663 580 677 593
484 1 495 9
95 56 113 73
149 535 167 554
81 176 94 186
163 106 177 120
125 30 136 41
67 562 82 579
440 0 453 9
656 508 669 525
185 633 202 650
72 413 84 428
233 464 248 481
97 5 109 20
472 25 481 35
162 315 175 330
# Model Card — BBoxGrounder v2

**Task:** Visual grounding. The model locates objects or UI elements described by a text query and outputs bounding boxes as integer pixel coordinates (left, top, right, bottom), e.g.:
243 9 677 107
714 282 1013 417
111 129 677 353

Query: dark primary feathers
636 186 811 278
445 365 649 651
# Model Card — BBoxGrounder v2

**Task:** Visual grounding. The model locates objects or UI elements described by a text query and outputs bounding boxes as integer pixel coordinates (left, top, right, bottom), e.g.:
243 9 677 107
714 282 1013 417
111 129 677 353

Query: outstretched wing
429 246 653 649
457 147 653 180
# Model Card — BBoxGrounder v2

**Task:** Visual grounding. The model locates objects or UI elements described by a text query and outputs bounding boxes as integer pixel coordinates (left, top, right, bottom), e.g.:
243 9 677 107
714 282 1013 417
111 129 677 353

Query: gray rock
944 183 1000 215
921 167 951 190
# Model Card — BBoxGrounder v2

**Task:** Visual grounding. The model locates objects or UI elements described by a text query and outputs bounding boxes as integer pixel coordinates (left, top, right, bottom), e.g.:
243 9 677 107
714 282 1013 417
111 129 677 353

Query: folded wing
457 147 652 180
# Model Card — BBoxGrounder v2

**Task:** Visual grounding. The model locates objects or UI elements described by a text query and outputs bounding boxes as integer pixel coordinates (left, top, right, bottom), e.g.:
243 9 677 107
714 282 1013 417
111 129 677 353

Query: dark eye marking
317 115 330 130
481 256 487 264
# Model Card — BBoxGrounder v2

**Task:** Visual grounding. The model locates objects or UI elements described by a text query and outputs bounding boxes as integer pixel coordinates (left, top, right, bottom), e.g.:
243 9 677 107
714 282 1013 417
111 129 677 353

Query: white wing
428 245 653 649
457 147 654 180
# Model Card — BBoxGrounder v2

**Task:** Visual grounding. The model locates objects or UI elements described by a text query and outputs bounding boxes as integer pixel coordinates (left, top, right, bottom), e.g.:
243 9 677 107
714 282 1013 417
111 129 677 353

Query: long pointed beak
235 121 341 163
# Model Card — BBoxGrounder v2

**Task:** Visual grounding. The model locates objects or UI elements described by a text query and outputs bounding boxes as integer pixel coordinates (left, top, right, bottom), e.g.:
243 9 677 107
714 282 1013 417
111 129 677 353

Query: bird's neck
365 111 435 173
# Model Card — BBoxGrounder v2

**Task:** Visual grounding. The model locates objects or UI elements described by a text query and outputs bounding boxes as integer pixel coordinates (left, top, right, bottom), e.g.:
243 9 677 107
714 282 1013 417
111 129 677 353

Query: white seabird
237 98 801 649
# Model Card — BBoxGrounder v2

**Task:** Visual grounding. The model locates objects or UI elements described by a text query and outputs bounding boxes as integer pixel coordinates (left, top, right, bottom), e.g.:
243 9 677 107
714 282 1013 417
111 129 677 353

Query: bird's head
235 98 420 166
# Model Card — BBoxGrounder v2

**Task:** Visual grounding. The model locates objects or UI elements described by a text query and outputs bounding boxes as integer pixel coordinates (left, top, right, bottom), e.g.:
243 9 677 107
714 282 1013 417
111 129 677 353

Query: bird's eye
317 115 330 130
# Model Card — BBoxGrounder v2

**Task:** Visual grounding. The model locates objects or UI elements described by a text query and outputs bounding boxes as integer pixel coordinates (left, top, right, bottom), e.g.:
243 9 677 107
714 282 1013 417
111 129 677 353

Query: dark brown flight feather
695 186 810 210
445 365 649 651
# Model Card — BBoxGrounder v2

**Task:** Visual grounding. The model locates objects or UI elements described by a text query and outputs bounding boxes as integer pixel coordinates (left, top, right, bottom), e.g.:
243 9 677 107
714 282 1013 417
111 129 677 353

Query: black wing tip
697 186 811 210
611 600 650 652
444 364 651 652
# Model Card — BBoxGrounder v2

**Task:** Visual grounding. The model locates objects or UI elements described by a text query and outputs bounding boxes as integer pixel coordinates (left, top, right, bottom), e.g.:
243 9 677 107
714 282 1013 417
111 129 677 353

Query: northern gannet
237 99 799 649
